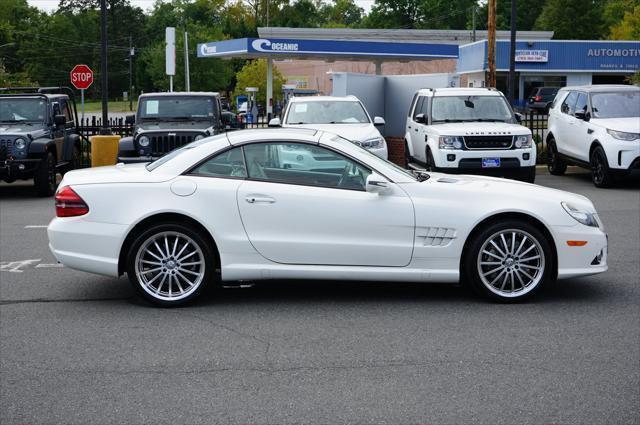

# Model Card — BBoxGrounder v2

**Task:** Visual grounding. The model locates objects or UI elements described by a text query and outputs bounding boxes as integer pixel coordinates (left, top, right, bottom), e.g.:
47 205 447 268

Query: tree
320 0 363 27
609 4 640 40
534 0 606 39
475 0 544 31
364 0 423 29
232 59 285 106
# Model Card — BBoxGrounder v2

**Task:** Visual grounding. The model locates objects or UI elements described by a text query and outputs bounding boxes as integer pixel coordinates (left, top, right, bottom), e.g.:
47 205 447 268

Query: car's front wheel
464 220 553 302
34 151 57 196
126 223 215 306
590 146 614 188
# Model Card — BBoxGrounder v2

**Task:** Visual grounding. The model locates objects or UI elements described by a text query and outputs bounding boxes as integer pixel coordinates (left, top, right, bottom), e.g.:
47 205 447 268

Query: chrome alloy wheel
476 229 545 298
134 231 205 301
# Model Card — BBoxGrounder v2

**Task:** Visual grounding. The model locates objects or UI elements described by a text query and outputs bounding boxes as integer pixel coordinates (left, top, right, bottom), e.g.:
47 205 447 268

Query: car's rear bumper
48 217 127 277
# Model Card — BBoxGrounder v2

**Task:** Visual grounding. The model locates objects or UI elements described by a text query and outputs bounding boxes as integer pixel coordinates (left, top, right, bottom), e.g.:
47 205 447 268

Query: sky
27 0 374 14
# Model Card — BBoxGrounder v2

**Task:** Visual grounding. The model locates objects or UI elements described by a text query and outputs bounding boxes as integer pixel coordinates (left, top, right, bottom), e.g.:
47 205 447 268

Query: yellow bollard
89 135 121 167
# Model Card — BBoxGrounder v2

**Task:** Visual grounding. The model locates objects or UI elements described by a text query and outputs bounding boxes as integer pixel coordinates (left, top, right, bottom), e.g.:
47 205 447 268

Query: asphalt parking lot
1 168 639 425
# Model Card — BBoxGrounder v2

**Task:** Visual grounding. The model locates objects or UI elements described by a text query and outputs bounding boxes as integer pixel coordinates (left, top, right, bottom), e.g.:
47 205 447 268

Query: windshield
286 101 370 125
0 97 47 123
591 92 640 119
431 95 513 122
138 96 216 121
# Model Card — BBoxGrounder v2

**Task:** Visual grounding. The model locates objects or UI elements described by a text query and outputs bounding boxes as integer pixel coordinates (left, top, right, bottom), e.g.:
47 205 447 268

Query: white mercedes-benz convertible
48 129 608 306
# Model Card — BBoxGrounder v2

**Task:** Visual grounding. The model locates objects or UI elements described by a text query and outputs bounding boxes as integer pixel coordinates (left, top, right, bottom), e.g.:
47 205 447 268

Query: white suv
546 85 640 188
404 88 536 183
269 95 388 159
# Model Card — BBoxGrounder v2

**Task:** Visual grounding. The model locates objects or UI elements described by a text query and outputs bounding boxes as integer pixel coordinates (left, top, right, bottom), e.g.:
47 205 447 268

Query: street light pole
99 0 110 134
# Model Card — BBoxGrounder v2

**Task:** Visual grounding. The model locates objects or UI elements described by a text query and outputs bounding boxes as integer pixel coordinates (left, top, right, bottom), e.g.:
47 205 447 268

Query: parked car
546 84 640 188
221 111 241 130
405 87 536 183
117 92 224 163
269 95 388 159
0 86 82 196
527 87 559 113
49 128 607 306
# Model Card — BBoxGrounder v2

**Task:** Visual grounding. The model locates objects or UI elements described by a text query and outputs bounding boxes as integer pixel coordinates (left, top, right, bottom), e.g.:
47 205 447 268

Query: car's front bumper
432 148 537 171
0 158 41 178
552 223 608 279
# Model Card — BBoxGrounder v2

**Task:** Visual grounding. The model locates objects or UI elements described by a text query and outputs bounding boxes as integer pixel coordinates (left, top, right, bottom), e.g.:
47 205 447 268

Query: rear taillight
534 95 542 101
55 186 89 217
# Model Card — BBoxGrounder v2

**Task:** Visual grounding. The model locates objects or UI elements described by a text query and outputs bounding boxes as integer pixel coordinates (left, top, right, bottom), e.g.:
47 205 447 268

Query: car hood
591 117 640 133
286 123 382 142
0 123 47 137
429 122 530 136
401 172 595 226
59 162 177 186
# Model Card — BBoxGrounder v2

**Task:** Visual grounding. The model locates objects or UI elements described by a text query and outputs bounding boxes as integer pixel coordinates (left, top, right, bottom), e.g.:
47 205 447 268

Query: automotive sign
515 50 549 62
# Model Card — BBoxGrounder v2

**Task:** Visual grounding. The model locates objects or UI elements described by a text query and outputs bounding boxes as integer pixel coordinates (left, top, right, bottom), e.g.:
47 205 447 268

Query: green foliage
232 59 285 105
474 0 544 31
534 0 607 39
609 4 640 40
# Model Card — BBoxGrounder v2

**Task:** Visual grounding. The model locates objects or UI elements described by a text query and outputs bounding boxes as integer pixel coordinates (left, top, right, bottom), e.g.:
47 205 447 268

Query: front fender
28 138 54 155
62 133 80 161
404 132 413 156
118 136 135 154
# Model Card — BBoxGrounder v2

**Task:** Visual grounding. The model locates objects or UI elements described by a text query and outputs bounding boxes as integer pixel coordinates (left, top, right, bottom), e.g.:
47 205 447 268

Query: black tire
463 219 553 302
63 145 81 176
425 147 437 172
590 145 614 188
34 151 57 197
546 138 567 176
404 140 411 168
517 167 536 183
126 222 216 307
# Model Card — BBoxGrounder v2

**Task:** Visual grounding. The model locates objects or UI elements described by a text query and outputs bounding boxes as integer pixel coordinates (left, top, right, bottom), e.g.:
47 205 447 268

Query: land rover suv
0 87 82 196
404 87 536 183
118 92 224 163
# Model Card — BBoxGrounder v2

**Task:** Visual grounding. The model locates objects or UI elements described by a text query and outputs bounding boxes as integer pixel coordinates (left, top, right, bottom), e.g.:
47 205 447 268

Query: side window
574 92 588 115
62 101 73 123
412 96 426 120
561 91 578 115
243 142 371 191
191 146 246 178
408 93 418 117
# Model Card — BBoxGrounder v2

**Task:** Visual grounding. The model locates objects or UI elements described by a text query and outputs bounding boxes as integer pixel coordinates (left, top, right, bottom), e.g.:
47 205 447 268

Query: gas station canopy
197 37 458 61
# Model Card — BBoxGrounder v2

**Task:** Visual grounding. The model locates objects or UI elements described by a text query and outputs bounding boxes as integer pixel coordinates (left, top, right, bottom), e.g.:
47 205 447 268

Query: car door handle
245 195 276 204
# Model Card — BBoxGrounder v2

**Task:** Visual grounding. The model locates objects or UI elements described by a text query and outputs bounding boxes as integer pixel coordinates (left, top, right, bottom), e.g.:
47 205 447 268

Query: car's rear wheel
126 223 215 306
590 146 614 188
546 138 567 176
34 151 57 197
464 220 552 302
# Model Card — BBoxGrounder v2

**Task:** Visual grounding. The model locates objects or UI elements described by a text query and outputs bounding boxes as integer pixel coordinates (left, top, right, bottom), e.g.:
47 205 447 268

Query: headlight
561 202 599 227
514 135 532 148
194 134 205 141
14 138 27 150
359 136 384 149
438 136 463 150
607 129 639 141
138 136 150 147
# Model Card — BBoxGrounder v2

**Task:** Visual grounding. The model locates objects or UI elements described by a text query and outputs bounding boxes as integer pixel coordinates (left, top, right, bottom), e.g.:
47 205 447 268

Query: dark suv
0 87 82 196
527 87 559 113
118 92 224 163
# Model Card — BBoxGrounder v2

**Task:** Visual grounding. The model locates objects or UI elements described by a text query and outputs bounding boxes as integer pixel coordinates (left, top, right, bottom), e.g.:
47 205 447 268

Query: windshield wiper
0 119 27 123
474 118 506 122
432 119 464 123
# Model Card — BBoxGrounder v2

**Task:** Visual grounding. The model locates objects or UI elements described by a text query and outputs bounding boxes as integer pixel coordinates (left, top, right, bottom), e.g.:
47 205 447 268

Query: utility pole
508 0 517 104
486 0 497 88
128 35 134 111
472 5 476 42
99 0 110 134
184 31 190 91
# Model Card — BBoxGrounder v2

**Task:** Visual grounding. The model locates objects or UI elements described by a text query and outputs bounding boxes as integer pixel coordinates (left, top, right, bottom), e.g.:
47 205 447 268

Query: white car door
571 92 591 162
556 91 579 157
408 96 429 162
236 141 415 266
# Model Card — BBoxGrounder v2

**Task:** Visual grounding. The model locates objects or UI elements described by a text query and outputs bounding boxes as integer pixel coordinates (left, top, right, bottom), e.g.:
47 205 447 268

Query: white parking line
1 259 42 273
35 263 64 269
24 225 48 229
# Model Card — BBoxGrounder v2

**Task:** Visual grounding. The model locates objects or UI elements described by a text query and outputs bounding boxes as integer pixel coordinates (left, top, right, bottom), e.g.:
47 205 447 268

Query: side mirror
373 116 386 126
54 114 66 126
514 112 523 123
414 113 426 124
125 114 135 125
268 117 281 127
365 173 390 195
574 110 590 121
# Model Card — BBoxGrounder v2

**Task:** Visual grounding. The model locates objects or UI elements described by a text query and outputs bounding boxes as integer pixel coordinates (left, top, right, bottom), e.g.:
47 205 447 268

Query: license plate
482 158 501 168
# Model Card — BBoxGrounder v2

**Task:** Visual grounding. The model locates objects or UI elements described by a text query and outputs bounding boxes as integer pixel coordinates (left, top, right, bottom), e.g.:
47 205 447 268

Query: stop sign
70 64 93 90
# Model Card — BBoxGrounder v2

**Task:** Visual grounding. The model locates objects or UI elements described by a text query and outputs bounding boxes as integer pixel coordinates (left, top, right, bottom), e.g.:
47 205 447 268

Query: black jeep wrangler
0 87 83 196
118 92 224 163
